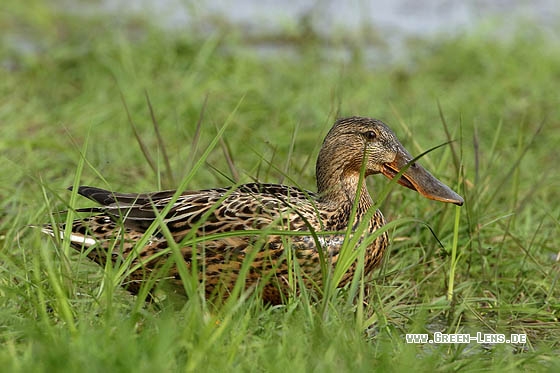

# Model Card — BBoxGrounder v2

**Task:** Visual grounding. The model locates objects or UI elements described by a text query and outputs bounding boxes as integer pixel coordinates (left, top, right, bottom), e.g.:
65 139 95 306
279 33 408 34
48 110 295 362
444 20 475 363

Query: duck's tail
41 223 99 248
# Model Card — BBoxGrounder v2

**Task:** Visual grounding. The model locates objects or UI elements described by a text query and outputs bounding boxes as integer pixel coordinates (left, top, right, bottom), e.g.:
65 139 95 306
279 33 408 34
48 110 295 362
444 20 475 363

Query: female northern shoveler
43 117 463 303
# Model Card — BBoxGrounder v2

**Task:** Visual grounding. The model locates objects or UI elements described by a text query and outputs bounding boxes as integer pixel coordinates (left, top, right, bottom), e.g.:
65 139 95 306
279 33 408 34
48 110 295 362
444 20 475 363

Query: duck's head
316 116 464 206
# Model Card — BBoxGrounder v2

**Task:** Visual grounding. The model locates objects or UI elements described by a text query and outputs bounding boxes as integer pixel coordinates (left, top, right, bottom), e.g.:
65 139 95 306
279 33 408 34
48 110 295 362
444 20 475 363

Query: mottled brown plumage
43 117 463 303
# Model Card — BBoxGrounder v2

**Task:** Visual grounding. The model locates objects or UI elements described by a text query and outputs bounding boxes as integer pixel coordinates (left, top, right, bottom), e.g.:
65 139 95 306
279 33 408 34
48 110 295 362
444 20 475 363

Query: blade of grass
437 101 460 171
279 121 299 184
145 90 175 187
120 90 157 175
218 136 239 182
188 94 208 169
447 200 463 302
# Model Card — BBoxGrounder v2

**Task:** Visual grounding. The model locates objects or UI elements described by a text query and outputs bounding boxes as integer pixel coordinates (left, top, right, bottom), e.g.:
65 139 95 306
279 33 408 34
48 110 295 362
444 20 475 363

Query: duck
43 116 463 304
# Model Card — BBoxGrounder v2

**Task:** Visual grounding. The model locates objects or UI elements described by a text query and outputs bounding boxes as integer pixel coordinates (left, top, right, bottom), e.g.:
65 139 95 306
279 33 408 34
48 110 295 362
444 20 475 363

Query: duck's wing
72 183 320 238
71 185 177 206
72 185 228 233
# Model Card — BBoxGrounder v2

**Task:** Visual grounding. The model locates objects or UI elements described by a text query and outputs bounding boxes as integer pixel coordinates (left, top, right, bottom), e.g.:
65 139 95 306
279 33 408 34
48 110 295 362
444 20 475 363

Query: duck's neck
316 159 374 214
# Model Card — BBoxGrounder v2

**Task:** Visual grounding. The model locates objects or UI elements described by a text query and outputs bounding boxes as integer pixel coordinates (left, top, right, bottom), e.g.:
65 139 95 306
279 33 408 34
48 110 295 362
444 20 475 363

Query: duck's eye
364 131 377 141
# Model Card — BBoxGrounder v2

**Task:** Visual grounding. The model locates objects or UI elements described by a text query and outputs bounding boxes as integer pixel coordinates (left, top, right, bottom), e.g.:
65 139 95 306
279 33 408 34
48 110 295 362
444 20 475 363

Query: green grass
1 5 560 372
